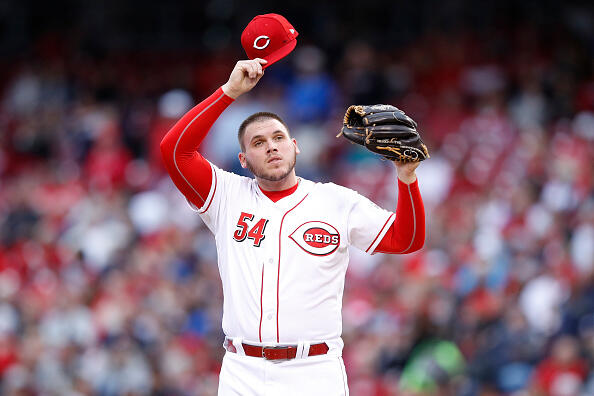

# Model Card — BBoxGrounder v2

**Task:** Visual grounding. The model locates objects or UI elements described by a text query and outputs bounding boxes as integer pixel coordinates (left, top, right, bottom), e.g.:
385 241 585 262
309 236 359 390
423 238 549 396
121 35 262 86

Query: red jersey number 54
233 212 269 247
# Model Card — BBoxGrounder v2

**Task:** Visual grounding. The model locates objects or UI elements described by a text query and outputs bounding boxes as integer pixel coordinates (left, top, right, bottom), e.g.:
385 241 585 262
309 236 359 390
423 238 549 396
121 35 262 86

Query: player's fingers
245 62 257 79
249 59 263 75
254 58 268 67
255 62 264 76
236 61 250 76
237 61 254 79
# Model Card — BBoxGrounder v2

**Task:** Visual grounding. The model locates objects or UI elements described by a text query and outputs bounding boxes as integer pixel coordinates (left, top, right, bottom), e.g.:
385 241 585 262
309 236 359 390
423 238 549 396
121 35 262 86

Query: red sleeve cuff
218 86 236 105
397 177 419 192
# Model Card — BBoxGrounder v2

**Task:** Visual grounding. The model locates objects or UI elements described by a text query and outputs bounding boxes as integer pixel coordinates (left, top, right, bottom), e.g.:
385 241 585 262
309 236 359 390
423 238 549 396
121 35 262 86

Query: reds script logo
289 221 340 256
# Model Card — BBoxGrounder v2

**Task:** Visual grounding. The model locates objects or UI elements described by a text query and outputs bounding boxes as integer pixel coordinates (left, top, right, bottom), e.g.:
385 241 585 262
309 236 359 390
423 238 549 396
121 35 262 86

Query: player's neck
256 172 299 192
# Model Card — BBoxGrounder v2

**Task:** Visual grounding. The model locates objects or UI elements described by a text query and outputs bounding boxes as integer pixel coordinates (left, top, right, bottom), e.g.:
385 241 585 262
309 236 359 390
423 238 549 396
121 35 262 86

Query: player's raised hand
222 58 267 99
393 160 420 184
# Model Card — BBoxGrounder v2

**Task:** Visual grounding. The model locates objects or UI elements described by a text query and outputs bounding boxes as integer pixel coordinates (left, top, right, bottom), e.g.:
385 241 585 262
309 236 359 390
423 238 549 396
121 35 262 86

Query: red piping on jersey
276 194 309 342
259 263 264 342
365 213 395 253
198 167 217 214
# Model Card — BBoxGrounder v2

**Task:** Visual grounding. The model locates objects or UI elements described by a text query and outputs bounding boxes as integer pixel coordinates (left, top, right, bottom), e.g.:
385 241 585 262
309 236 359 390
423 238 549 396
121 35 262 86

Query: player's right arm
160 59 266 208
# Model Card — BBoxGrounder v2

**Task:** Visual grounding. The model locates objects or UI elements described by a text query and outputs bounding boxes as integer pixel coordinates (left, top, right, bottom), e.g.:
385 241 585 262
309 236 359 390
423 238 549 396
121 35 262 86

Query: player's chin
266 168 289 181
261 165 291 181
266 160 288 172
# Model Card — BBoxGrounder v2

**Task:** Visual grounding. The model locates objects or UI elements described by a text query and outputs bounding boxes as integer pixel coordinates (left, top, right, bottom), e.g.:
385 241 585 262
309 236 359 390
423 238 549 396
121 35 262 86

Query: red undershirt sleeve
375 178 426 254
160 87 234 208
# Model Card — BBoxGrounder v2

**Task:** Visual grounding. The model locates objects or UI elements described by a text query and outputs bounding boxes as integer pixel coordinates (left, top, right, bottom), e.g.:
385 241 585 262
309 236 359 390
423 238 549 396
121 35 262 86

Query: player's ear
238 152 247 168
292 138 300 155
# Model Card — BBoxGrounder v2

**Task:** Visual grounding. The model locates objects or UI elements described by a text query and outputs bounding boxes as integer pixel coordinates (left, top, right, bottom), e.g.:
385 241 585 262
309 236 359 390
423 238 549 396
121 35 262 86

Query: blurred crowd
0 2 593 395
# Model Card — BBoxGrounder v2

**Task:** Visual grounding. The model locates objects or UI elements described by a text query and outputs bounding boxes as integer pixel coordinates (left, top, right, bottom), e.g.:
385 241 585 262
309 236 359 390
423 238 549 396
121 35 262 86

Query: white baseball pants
218 351 350 396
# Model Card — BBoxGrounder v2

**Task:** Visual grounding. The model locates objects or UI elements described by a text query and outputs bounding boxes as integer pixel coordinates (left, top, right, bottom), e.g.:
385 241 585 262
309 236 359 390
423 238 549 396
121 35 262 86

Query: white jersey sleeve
346 188 395 254
187 162 250 234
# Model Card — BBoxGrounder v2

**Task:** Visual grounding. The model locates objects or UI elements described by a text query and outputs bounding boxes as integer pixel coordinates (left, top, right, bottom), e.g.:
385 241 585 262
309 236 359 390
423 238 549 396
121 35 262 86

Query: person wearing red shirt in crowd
532 335 589 396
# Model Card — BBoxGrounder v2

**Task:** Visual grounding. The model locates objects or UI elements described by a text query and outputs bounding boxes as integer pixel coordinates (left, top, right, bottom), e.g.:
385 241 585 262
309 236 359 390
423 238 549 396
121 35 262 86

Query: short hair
238 112 290 151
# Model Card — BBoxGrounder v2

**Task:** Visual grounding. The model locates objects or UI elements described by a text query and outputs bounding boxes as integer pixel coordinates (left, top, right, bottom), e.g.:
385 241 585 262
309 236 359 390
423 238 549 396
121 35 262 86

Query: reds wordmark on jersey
289 221 340 256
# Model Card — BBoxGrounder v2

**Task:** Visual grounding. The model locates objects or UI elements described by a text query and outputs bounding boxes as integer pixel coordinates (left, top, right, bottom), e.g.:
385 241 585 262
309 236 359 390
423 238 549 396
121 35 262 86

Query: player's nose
266 139 279 152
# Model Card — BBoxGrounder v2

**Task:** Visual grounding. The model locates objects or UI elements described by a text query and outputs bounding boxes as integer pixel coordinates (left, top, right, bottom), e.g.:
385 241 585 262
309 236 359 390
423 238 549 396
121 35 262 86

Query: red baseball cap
241 14 299 69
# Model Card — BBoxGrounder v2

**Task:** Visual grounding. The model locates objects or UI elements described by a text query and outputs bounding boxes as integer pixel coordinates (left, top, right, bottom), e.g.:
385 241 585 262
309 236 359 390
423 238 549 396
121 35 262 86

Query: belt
232 342 329 360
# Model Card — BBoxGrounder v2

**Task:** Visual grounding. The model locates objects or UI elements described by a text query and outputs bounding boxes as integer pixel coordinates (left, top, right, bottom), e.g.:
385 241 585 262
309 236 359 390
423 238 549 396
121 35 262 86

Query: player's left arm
374 161 426 254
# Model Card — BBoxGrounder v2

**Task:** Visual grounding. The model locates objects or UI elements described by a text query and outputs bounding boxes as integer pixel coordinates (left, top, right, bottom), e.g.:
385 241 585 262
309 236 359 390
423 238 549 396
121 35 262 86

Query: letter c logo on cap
253 35 270 50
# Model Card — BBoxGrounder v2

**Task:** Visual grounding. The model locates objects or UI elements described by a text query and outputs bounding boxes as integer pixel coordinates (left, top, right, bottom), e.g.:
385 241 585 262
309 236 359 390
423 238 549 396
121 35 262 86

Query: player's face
239 119 300 182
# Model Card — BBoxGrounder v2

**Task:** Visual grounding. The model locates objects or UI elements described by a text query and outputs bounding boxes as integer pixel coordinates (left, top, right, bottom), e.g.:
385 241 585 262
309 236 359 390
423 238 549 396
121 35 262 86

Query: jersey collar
253 177 312 209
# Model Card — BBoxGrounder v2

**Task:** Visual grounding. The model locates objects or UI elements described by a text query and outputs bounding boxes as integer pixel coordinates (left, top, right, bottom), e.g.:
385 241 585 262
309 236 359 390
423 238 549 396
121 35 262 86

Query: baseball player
160 56 425 395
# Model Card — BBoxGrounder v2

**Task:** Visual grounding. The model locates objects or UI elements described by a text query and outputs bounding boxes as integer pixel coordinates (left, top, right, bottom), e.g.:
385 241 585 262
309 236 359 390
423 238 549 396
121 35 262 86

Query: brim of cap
261 39 297 69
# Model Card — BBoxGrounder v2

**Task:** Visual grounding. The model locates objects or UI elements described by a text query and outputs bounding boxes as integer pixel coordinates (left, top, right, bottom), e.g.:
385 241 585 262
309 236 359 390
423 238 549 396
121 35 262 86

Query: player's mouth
267 156 282 163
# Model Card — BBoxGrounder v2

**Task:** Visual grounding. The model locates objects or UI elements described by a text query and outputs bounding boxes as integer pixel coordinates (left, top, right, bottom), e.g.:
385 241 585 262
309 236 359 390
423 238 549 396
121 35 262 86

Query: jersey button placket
261 256 277 340
264 260 276 328
259 214 279 342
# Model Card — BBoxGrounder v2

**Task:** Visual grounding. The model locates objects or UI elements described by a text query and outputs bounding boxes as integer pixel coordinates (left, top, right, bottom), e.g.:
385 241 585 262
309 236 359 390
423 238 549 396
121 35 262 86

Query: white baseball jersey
190 162 395 351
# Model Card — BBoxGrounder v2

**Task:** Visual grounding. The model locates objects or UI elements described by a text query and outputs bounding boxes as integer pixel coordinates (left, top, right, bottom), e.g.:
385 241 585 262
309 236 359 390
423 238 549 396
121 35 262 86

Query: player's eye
274 135 284 140
254 141 263 147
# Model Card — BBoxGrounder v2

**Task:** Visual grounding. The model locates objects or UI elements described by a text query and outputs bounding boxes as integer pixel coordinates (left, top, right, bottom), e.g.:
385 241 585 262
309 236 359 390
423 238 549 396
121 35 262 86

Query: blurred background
0 0 593 395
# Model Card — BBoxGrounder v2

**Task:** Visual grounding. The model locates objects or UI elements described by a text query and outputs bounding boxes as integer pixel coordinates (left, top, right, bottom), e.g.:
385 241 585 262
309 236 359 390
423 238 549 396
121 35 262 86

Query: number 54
233 212 268 247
